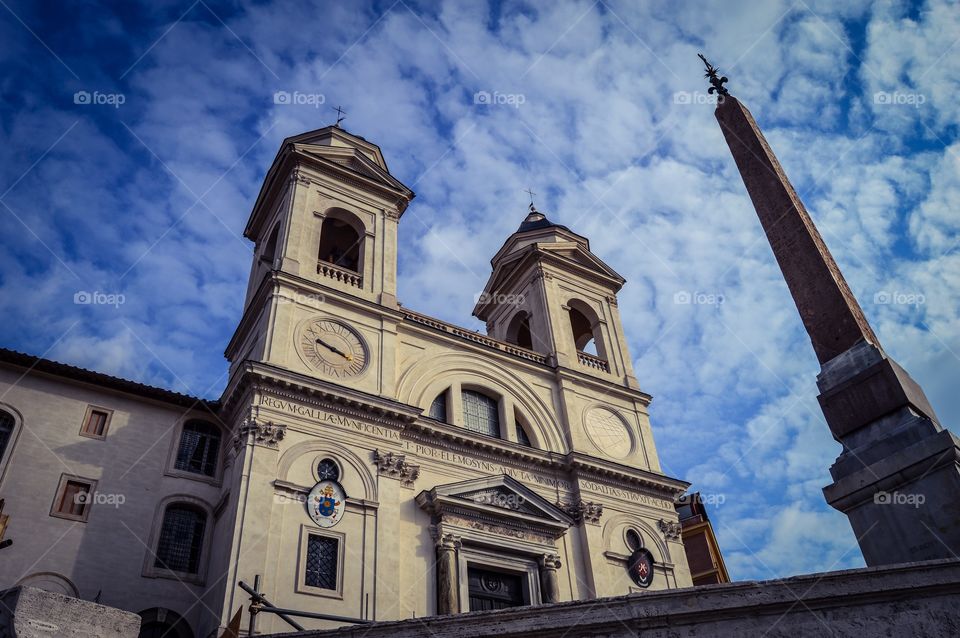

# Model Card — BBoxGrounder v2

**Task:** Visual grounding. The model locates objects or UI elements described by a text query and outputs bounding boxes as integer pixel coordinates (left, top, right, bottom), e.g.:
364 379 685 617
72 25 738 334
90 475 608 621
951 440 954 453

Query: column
435 533 461 615
539 554 561 604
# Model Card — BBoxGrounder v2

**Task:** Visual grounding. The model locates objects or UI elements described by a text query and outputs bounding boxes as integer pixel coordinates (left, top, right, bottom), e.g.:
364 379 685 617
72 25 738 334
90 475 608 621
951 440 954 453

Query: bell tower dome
474 204 639 390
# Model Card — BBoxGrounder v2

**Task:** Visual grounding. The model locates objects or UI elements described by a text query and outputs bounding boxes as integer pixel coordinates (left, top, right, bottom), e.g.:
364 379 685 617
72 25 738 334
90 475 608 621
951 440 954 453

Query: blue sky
1 0 958 581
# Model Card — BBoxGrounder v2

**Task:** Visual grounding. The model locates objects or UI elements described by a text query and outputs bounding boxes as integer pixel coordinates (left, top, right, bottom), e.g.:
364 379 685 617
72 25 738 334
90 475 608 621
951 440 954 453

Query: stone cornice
568 452 690 500
403 420 568 471
221 361 420 428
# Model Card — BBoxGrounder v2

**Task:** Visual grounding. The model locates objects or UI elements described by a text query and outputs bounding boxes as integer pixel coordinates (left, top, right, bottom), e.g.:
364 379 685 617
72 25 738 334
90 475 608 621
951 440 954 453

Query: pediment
417 475 572 529
295 144 410 195
286 125 388 170
474 241 624 319
537 242 624 283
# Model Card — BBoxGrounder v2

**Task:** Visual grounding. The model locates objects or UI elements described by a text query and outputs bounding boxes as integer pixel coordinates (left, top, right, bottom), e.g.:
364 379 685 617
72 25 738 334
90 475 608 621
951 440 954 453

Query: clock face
298 318 368 378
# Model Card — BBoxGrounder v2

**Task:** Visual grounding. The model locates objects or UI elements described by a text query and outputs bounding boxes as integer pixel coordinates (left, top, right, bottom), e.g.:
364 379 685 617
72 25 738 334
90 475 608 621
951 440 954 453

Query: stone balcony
577 351 610 372
317 260 362 288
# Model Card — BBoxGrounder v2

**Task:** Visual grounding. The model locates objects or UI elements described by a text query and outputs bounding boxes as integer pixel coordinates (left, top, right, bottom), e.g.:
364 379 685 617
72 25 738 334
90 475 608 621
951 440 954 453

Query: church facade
0 126 692 637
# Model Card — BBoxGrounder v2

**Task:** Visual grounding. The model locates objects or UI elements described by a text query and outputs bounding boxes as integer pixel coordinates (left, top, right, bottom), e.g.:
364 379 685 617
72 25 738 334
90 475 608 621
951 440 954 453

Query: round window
317 458 340 482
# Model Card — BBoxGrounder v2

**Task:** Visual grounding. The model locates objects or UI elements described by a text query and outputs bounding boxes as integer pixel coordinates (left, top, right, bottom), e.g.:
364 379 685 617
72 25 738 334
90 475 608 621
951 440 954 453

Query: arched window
429 391 448 422
514 409 534 447
626 528 642 552
505 311 533 349
154 504 206 574
318 217 362 272
0 410 14 462
137 608 194 638
261 223 280 265
174 420 221 478
568 306 597 355
461 390 500 437
515 422 532 447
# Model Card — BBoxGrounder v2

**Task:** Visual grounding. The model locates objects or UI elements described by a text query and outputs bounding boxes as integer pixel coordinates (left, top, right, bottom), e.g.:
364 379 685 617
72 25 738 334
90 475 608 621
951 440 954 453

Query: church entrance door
467 566 525 611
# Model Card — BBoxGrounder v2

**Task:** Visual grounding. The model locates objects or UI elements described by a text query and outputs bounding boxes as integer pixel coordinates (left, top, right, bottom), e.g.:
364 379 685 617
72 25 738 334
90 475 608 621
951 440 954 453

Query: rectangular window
305 534 339 590
80 406 112 439
174 421 221 477
462 390 500 437
50 475 96 522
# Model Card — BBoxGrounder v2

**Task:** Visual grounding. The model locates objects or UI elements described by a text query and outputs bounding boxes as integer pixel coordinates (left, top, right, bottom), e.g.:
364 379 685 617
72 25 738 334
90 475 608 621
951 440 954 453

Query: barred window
429 391 447 422
155 505 206 574
0 410 14 460
461 390 500 437
305 534 339 590
174 421 221 477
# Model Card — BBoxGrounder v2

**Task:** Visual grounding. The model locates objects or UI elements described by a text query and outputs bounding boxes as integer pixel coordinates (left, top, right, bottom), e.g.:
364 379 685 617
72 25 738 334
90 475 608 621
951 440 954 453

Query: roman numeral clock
297 317 368 379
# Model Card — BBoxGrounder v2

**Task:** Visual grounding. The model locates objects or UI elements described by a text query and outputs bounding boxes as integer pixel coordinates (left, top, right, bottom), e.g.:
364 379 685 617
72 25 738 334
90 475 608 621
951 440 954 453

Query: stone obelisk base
819 341 960 565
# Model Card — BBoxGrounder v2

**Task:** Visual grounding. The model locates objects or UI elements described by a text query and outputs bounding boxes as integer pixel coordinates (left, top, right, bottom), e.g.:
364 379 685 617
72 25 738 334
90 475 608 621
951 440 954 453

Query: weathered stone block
0 586 141 637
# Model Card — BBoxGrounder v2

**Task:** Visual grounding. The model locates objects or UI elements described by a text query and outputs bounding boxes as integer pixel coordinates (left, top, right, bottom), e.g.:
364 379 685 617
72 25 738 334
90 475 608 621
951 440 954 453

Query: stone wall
263 558 960 637
0 586 140 637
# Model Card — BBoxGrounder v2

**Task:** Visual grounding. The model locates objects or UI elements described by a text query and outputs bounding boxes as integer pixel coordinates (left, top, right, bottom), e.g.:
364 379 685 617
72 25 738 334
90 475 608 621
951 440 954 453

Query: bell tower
225 125 414 394
473 205 639 390
241 125 413 307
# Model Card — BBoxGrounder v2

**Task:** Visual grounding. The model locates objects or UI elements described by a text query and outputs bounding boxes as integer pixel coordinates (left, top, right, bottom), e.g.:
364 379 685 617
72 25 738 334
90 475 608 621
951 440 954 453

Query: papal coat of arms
307 480 346 528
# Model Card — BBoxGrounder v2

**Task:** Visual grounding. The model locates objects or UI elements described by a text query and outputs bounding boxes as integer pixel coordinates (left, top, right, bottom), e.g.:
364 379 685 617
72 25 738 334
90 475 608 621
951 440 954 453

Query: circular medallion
583 408 633 458
297 317 368 378
627 548 655 588
306 480 346 528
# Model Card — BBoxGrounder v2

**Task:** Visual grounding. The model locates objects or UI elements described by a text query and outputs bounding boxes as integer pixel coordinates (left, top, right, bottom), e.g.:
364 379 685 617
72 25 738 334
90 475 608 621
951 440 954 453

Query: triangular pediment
417 474 572 528
286 125 389 170
295 144 410 194
537 242 624 282
474 241 624 319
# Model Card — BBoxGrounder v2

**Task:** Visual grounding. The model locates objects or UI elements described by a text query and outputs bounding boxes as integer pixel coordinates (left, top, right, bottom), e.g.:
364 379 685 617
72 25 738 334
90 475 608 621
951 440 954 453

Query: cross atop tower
333 105 347 127
524 188 537 206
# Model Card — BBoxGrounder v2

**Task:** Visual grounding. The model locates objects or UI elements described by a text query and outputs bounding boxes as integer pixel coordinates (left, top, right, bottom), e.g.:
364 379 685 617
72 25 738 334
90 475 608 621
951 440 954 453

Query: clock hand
316 338 353 361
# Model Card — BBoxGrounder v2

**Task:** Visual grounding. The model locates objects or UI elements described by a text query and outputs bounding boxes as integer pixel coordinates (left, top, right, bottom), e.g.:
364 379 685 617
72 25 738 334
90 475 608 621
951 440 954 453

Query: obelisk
703 54 960 566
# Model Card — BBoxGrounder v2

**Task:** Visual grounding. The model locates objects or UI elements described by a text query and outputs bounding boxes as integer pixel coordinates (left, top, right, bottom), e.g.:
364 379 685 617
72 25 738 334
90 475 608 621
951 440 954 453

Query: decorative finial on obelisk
698 53 729 97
